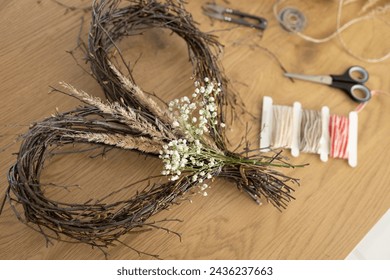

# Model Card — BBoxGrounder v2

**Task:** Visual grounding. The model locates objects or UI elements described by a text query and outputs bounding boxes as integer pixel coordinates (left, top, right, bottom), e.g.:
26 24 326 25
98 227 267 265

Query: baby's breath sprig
160 78 302 199
161 78 225 195
159 78 304 198
168 78 224 140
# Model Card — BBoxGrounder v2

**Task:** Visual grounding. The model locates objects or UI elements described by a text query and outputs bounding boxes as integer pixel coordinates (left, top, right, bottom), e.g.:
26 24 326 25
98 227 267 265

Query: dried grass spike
70 132 162 154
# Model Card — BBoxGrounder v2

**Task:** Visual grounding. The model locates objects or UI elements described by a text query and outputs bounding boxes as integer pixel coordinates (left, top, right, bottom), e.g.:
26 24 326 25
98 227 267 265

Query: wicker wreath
1 0 299 258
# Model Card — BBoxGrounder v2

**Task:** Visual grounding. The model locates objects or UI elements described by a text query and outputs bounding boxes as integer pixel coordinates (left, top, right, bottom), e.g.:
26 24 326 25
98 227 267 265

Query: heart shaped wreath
1 0 300 257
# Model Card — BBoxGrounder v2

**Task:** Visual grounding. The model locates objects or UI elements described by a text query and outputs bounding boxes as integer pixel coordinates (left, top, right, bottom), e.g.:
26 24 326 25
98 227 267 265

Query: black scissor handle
331 66 369 84
350 84 371 103
348 66 369 83
330 66 371 103
331 81 371 103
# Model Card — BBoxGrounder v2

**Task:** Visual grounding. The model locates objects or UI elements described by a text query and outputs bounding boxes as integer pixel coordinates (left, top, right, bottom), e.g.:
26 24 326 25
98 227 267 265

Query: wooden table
1 0 389 260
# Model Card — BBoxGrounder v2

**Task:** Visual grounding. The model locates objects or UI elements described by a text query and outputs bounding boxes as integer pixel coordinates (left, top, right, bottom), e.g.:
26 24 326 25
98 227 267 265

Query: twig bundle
1 0 301 257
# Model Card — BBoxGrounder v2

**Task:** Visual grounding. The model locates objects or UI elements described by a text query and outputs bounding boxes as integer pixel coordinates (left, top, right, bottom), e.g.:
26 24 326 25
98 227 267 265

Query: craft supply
260 96 358 167
273 0 390 63
284 66 371 103
278 7 306 32
202 3 267 30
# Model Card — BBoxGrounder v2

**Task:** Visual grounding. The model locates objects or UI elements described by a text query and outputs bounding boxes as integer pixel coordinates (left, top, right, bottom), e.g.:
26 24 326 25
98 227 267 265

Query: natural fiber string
272 105 293 148
266 90 390 161
336 0 390 63
265 101 353 160
299 109 322 153
355 89 390 113
273 0 390 63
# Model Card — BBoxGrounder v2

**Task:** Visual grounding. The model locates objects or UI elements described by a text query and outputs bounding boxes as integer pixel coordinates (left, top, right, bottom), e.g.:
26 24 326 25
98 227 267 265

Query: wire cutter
202 3 268 30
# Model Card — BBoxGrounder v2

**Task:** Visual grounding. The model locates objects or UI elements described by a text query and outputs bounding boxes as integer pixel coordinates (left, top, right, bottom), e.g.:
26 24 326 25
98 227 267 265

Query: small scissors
284 66 371 103
202 3 268 30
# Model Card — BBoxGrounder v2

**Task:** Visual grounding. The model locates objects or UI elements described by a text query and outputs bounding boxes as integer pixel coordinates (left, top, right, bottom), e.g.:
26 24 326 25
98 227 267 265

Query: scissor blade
284 73 332 85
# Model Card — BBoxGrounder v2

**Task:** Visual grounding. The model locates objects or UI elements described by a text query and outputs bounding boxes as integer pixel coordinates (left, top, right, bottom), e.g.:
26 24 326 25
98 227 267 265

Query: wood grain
1 0 389 260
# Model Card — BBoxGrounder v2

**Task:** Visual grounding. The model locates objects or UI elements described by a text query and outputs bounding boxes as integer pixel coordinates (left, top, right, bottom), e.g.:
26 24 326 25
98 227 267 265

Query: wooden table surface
1 0 389 260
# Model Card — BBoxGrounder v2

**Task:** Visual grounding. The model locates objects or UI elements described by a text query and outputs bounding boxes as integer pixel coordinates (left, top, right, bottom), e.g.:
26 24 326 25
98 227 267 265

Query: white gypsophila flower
160 77 224 187
171 175 179 181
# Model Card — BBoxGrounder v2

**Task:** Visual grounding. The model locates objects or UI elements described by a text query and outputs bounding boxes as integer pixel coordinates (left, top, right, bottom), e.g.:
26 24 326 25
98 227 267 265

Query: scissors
202 3 268 30
284 66 371 103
